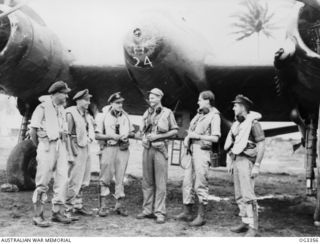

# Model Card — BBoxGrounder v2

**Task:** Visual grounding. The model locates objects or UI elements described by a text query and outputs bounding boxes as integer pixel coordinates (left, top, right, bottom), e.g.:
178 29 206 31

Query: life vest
40 97 67 141
66 106 95 147
189 107 220 136
142 106 172 134
101 105 131 145
224 111 262 155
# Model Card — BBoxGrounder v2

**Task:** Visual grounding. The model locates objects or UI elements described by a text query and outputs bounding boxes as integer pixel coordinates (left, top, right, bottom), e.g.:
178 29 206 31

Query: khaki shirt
189 108 221 138
141 106 178 135
249 121 265 143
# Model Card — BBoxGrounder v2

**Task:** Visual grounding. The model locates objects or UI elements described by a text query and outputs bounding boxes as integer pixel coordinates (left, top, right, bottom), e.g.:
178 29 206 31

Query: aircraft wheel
6 139 37 191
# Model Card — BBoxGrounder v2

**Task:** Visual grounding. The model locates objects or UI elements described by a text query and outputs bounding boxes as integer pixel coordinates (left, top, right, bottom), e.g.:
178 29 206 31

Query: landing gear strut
18 103 30 143
6 102 36 190
314 110 320 226
305 116 317 196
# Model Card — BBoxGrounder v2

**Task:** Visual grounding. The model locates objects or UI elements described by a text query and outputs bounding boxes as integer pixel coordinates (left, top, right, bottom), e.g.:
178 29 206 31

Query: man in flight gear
224 95 265 237
64 89 95 220
136 88 179 224
30 81 72 227
95 92 134 217
175 90 221 227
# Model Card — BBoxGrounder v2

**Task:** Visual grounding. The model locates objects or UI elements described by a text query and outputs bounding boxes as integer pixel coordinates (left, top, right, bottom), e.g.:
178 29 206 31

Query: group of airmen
28 80 265 237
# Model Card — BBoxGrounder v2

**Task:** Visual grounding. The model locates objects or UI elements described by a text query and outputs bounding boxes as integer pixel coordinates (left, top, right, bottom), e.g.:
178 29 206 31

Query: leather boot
175 204 193 221
114 198 128 217
51 211 72 224
98 196 109 217
156 215 165 224
244 202 259 237
230 222 249 233
32 204 51 228
136 212 156 219
74 206 93 216
244 227 258 237
189 203 206 227
64 209 80 221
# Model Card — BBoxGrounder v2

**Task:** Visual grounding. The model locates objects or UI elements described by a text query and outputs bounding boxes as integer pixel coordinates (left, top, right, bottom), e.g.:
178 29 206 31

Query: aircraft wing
69 64 148 115
205 65 293 122
264 125 299 137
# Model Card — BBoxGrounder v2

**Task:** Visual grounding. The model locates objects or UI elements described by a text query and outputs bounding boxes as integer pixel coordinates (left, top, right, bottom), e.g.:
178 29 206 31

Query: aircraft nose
123 24 164 68
0 12 11 54
133 46 145 55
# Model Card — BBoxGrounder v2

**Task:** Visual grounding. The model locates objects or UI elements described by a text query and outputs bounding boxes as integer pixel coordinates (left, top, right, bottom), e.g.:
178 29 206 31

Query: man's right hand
29 128 38 147
113 134 122 141
183 136 190 148
226 154 234 175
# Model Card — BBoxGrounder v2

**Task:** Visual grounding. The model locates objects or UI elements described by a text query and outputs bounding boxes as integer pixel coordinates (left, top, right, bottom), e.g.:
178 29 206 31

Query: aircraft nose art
123 26 164 68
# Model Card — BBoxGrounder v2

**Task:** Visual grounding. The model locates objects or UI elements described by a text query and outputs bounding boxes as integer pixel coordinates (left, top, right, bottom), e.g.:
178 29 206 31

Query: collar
51 96 58 108
198 107 210 115
76 105 86 116
110 109 123 118
235 112 247 123
149 104 163 114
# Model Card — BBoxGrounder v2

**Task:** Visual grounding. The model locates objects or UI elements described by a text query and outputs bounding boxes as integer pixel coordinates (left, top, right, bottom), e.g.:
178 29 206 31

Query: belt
233 153 253 161
192 140 201 146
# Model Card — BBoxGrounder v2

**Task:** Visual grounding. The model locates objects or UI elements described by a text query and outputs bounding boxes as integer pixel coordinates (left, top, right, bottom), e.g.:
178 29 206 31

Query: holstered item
151 141 168 159
142 136 151 149
70 137 79 156
242 143 257 163
119 139 130 151
242 143 257 157
66 137 75 162
181 152 192 169
200 140 213 150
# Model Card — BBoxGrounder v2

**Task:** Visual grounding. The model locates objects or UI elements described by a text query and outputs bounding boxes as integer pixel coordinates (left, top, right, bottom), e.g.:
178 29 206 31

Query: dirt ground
0 135 319 237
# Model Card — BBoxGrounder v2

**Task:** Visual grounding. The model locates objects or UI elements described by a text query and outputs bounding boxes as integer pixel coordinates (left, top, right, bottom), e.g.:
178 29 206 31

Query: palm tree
231 0 278 59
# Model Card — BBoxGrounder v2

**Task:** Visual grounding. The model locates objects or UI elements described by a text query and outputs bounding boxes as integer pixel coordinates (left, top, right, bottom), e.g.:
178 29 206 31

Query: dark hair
199 90 215 107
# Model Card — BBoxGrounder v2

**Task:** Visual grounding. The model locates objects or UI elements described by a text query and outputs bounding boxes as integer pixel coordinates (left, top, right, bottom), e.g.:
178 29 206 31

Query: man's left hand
188 132 199 139
251 165 260 178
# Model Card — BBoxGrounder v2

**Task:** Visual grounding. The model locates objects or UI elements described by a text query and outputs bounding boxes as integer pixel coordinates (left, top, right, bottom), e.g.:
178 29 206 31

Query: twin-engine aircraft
1 0 320 224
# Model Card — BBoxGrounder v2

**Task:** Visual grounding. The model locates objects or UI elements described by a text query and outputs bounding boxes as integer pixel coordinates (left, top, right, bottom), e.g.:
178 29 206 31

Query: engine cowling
275 2 320 113
0 4 70 103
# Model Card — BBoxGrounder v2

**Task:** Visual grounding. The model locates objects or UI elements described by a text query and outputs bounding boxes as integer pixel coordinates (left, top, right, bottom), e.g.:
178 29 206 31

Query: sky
0 0 303 138
26 0 298 66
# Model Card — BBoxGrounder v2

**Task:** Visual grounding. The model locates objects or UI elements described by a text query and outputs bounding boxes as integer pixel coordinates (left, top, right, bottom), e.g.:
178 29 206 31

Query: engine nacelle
0 4 70 102
275 2 320 113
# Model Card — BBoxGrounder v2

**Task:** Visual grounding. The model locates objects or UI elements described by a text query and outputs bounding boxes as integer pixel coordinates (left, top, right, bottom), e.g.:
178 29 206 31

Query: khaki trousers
99 146 129 199
182 144 210 205
142 147 168 217
32 139 68 212
233 155 258 229
66 145 91 210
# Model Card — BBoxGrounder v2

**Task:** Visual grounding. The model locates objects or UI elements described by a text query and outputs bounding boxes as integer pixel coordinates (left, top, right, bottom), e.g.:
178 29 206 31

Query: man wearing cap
30 81 72 227
224 94 265 237
95 92 134 217
64 89 95 220
136 88 178 224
